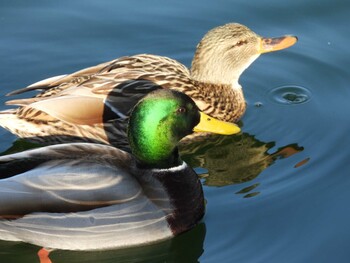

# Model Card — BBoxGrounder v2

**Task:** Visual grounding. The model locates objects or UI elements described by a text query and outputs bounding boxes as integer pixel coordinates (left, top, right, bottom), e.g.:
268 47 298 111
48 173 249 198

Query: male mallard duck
0 23 297 147
0 89 239 254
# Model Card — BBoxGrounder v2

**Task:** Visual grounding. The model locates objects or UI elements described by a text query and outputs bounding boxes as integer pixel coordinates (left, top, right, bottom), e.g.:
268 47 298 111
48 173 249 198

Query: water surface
0 0 349 262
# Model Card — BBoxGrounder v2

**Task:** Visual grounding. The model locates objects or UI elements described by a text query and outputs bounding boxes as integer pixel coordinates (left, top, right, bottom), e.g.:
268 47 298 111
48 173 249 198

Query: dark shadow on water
0 223 206 263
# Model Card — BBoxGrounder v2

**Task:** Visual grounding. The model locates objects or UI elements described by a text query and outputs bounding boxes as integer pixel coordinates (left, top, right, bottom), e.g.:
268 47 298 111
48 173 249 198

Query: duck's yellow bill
259 35 298 54
193 112 240 135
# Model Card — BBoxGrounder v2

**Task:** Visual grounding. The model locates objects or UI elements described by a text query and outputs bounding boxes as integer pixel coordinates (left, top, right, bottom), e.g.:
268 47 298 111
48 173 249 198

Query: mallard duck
0 89 239 255
0 23 297 148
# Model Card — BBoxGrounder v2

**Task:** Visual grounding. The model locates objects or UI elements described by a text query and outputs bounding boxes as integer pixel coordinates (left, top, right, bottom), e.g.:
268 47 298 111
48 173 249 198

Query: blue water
1 0 350 262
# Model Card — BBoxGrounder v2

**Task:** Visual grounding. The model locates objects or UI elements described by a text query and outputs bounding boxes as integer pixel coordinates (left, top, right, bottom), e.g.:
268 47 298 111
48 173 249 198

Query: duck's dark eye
176 107 187 114
236 40 247 47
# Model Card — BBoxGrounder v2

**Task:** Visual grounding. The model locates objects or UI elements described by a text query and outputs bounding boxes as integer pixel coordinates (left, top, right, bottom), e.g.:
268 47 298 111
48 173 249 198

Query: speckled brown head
191 23 297 86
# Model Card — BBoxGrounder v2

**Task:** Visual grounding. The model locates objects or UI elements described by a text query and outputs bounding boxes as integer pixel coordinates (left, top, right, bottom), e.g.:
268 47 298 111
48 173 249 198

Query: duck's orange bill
193 112 240 135
260 35 298 53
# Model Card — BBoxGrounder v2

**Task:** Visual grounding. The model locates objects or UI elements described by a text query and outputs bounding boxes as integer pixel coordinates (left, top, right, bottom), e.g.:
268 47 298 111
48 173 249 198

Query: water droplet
268 85 312 105
254 101 263 107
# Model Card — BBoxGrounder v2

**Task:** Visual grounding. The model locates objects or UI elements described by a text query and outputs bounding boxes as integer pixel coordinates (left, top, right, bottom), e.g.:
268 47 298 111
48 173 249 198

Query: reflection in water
50 223 205 263
0 223 206 263
294 157 310 168
180 133 303 195
235 183 261 198
0 139 41 156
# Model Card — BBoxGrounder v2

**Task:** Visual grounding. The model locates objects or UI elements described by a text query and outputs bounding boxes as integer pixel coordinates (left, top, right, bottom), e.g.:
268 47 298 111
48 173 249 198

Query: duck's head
128 88 240 169
191 23 297 86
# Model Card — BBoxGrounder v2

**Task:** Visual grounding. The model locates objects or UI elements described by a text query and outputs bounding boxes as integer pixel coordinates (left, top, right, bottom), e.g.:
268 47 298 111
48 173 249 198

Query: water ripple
268 85 312 105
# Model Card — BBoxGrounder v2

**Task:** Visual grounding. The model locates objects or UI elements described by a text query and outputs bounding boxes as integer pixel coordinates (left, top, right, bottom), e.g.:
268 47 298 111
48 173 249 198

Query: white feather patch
151 161 188 173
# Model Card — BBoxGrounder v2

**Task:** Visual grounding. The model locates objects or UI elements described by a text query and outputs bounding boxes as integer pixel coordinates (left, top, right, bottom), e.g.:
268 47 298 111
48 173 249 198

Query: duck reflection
0 223 206 263
60 223 206 263
180 132 303 190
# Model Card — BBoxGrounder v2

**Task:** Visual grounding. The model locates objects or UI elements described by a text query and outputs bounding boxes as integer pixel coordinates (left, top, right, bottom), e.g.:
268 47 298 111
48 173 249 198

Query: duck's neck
191 59 239 86
190 49 260 88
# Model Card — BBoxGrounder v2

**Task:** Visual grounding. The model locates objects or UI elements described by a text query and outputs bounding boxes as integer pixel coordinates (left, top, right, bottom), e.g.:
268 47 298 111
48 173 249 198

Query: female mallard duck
0 89 239 254
0 23 297 147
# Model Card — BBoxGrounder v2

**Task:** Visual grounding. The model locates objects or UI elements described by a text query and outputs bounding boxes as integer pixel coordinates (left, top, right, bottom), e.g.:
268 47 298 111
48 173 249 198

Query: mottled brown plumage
0 23 297 148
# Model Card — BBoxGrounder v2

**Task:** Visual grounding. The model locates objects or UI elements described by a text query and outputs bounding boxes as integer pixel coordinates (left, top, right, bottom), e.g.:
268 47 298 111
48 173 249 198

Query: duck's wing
6 54 191 104
6 58 118 96
0 143 137 216
11 79 162 126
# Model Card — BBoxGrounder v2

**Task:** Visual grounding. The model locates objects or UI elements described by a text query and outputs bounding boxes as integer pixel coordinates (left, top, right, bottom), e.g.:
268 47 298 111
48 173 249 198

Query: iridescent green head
128 89 199 169
128 89 240 169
